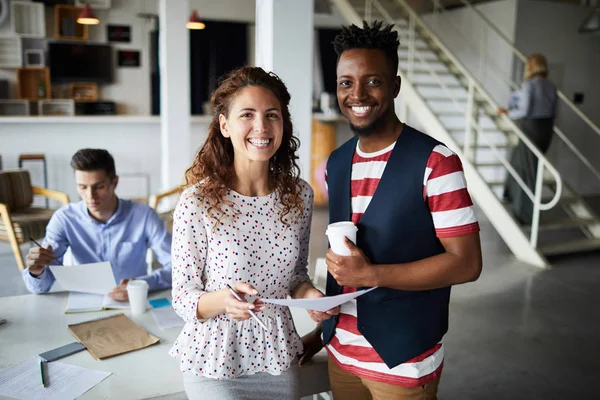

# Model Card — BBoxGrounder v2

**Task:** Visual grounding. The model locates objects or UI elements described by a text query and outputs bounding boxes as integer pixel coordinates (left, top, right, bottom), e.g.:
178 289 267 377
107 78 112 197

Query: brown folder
67 313 160 360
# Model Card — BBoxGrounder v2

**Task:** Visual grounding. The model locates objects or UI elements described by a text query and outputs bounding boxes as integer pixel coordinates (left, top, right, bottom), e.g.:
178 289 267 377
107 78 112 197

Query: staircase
331 0 600 267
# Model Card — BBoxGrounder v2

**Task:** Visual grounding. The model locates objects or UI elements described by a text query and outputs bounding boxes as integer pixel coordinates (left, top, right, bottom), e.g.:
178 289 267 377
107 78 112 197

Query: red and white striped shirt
326 140 480 387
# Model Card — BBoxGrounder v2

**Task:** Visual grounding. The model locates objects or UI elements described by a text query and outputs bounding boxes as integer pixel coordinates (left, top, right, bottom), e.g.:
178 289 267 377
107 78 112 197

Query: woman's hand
303 287 339 323
224 282 265 321
498 107 508 115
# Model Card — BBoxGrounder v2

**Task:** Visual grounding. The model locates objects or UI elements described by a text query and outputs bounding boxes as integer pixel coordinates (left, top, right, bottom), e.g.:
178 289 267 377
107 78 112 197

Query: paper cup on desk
126 280 149 315
326 221 358 256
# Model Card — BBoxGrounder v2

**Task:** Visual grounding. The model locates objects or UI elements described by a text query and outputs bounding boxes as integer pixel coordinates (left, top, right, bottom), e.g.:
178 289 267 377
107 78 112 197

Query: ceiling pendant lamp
186 10 205 30
77 4 100 25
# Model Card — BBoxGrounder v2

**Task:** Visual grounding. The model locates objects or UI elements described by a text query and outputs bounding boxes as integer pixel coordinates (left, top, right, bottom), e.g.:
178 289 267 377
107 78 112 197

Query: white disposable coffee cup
126 280 149 315
326 221 358 256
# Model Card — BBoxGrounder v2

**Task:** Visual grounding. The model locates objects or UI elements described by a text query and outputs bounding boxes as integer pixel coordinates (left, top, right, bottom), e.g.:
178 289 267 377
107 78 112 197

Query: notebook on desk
66 292 130 313
68 313 160 360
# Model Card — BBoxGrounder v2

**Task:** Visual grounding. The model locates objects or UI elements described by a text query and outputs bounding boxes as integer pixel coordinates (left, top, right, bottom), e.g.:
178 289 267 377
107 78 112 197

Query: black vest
322 125 450 368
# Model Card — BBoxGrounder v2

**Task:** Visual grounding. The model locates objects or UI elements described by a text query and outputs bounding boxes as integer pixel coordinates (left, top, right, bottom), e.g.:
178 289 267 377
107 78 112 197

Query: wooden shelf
0 100 30 116
17 68 51 101
0 37 23 68
11 1 46 38
75 0 111 10
54 5 88 41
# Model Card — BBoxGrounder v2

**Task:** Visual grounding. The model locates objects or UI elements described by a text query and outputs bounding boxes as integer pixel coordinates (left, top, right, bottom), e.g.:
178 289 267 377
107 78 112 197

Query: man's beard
349 111 387 137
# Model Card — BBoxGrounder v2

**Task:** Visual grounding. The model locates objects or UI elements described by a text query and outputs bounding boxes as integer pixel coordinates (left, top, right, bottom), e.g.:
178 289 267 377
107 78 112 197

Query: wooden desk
0 292 328 399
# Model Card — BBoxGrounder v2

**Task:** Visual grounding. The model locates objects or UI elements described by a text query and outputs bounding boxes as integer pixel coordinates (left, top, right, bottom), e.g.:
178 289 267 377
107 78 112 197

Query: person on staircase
499 53 558 224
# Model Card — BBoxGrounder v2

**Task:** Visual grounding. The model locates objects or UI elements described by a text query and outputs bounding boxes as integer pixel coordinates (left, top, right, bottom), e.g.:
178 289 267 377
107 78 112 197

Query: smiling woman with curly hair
169 66 337 400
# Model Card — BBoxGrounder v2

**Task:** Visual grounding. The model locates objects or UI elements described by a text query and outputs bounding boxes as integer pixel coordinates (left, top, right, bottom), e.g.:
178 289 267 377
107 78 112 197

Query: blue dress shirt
22 198 172 293
508 76 557 120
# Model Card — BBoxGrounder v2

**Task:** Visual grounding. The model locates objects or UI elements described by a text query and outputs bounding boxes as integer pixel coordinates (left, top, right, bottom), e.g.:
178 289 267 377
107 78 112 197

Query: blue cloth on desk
22 198 172 293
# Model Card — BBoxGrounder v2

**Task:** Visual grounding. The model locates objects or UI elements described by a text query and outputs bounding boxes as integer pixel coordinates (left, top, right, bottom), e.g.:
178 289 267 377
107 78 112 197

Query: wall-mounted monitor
48 42 113 84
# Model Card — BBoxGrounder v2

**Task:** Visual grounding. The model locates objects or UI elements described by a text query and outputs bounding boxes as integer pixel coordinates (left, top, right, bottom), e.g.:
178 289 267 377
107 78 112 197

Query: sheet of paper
151 306 185 330
261 287 378 311
0 357 111 400
49 262 115 294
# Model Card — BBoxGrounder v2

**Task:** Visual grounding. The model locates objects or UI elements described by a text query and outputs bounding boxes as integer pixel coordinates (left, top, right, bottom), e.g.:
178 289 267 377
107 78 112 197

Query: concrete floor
1 206 599 399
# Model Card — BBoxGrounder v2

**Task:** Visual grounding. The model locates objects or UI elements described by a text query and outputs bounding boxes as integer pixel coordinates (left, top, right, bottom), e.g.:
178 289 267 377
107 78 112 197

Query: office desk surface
0 292 326 399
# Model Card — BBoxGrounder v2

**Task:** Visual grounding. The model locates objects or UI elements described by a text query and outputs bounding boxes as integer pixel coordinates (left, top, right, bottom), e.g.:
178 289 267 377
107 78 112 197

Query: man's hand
299 327 324 367
108 279 130 301
498 107 508 115
326 237 377 288
303 288 339 323
26 245 55 276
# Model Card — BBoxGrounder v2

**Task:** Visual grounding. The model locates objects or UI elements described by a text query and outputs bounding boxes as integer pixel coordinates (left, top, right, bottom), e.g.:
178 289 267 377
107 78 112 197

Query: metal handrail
368 0 564 246
455 0 600 138
381 0 563 208
434 0 600 196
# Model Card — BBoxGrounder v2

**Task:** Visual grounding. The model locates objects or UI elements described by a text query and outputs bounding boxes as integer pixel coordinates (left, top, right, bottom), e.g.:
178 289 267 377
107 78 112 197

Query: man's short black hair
333 20 400 75
70 149 116 179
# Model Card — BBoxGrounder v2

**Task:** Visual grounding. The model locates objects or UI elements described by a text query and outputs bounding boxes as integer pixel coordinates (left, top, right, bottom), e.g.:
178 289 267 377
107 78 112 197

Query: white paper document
261 287 377 312
151 306 185 330
65 291 130 313
49 262 116 294
0 357 111 400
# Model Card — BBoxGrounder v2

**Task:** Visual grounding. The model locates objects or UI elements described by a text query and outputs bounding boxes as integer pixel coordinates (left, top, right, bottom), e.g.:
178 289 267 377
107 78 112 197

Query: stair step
470 144 513 152
399 43 430 50
475 161 504 167
523 217 597 232
404 68 453 76
426 97 467 102
414 82 463 89
539 237 600 256
435 110 465 116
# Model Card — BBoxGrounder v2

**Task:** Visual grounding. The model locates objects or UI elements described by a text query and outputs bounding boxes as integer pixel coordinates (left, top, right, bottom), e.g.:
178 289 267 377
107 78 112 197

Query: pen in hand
39 358 47 388
29 238 64 267
225 284 268 331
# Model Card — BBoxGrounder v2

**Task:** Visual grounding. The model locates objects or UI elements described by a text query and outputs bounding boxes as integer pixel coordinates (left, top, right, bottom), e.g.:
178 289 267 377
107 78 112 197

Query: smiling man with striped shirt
302 21 483 400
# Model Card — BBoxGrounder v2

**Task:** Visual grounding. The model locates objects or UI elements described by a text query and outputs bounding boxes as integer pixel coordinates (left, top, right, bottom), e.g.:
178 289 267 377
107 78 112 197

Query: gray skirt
182 364 300 400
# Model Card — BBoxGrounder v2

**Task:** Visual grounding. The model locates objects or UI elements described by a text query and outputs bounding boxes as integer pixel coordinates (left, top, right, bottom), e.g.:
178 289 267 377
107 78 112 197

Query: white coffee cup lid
126 280 148 290
326 221 358 236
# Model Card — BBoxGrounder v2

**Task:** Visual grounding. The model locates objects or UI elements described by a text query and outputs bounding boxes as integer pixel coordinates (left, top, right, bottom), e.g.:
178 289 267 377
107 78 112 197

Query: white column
159 0 191 190
255 0 314 179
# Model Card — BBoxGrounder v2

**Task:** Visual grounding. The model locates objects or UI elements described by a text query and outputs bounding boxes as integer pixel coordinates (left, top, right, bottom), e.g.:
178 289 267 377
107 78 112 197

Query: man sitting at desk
22 148 172 301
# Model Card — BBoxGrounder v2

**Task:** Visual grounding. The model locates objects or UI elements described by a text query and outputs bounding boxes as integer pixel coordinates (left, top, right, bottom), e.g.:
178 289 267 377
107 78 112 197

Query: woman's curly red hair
184 66 304 224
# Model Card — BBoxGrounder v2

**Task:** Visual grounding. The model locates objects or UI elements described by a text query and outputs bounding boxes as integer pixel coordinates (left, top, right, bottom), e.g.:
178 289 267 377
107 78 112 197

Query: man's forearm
22 267 54 294
373 251 481 291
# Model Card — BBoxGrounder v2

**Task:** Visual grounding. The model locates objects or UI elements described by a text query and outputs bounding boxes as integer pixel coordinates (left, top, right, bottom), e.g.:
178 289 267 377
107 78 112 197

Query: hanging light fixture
579 7 600 35
77 4 100 25
186 10 205 30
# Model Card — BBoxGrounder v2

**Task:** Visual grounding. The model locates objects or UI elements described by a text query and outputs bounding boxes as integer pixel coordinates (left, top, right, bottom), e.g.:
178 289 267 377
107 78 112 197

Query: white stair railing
364 0 563 248
432 0 600 189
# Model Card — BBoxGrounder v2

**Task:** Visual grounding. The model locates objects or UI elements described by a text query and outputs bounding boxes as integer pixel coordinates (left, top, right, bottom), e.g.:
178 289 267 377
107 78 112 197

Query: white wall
422 0 518 105
0 120 208 201
515 0 600 195
0 0 347 114
188 0 347 28
0 0 158 114
88 0 158 115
